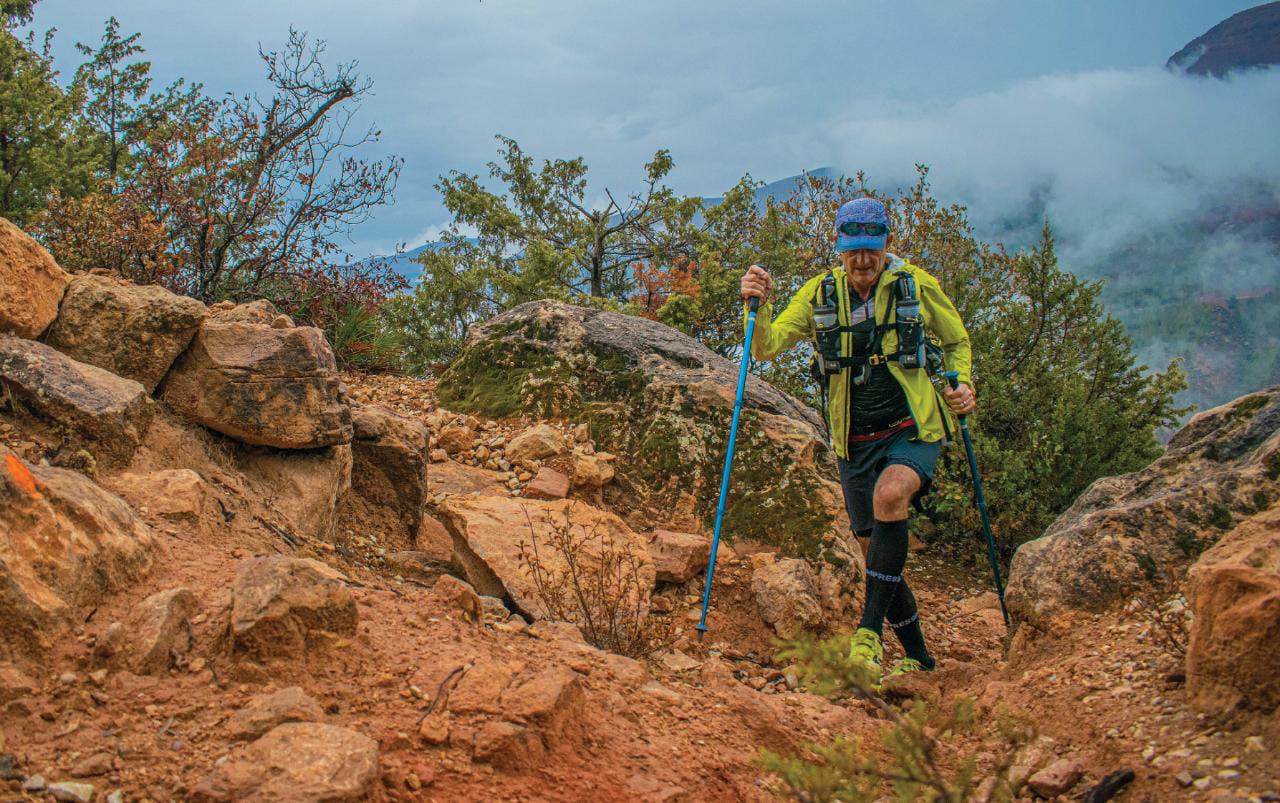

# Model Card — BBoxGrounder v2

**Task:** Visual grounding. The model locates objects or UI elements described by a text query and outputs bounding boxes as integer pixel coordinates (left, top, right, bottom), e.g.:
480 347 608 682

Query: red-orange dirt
0 372 1275 802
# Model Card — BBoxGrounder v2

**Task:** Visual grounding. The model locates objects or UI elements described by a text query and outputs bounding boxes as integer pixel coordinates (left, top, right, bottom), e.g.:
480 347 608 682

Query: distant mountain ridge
1167 2 1280 77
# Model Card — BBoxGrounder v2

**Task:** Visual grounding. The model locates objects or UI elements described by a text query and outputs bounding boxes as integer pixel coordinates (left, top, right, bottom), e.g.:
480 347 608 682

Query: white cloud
824 66 1280 284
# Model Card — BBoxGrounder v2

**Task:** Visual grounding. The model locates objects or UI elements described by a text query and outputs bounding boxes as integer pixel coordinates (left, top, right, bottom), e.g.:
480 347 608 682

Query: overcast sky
26 0 1275 259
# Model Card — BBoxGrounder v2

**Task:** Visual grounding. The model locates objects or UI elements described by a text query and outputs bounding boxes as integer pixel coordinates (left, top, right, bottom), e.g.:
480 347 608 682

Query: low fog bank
832 66 1280 411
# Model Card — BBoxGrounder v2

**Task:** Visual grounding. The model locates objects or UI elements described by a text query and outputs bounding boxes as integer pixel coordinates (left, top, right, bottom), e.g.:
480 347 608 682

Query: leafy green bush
325 303 405 373
359 137 1193 558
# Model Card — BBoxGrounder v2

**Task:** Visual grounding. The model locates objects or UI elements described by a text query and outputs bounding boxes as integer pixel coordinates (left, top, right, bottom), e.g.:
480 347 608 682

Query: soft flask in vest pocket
894 273 926 369
812 279 843 377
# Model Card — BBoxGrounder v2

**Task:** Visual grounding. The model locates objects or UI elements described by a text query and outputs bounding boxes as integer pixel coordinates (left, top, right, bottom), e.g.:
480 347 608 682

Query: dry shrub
1131 556 1191 661
30 189 173 280
516 504 671 658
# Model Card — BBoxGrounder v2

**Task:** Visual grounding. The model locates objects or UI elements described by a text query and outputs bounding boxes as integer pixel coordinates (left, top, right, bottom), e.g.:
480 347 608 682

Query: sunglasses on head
839 221 889 237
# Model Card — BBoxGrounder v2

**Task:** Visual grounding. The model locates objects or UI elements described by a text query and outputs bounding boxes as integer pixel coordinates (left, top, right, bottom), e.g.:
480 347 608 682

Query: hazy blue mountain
370 241 443 287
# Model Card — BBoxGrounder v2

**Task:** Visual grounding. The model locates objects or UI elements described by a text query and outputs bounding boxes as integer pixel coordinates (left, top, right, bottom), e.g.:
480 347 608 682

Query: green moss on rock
438 306 837 559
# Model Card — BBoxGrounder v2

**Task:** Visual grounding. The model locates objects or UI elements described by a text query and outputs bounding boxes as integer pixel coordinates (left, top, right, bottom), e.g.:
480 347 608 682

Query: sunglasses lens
839 222 888 237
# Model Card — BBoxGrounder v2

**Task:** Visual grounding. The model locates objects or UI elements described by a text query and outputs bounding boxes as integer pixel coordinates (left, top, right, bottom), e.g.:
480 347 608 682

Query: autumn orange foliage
630 256 700 319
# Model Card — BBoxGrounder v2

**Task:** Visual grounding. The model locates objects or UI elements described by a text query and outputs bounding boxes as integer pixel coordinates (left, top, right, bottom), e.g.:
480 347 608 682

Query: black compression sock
886 580 936 669
858 518 910 636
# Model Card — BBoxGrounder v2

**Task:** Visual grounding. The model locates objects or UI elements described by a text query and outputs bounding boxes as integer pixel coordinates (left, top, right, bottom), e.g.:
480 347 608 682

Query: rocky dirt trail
3 372 1278 802
0 372 871 802
2 225 1278 802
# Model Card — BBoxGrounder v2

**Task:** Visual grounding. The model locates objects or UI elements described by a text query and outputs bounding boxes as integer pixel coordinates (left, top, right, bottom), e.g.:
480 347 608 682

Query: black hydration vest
808 267 948 437
809 268 933 382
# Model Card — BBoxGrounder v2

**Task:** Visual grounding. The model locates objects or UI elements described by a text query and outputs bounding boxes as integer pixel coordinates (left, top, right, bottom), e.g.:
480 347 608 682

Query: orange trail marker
4 452 43 500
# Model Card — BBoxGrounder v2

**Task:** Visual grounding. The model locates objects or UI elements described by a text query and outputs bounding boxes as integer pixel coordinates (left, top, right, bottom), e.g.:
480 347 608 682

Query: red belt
848 416 915 443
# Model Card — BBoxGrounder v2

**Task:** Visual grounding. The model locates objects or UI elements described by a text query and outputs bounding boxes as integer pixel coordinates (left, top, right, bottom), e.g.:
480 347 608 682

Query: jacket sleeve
742 274 821 362
919 272 973 388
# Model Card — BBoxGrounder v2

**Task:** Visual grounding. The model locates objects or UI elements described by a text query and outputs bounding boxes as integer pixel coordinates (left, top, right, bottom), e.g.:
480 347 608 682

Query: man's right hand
740 264 772 302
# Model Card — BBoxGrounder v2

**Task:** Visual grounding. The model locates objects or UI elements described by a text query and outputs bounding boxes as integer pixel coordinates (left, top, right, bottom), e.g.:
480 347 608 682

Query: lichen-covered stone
1008 386 1280 626
436 300 847 561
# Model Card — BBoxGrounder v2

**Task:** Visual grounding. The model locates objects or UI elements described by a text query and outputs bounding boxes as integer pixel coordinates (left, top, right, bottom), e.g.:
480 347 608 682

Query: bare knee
873 465 921 521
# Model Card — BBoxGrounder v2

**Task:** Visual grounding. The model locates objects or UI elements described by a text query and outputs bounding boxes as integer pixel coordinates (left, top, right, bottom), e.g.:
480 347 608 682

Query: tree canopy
388 146 1187 556
6 10 404 357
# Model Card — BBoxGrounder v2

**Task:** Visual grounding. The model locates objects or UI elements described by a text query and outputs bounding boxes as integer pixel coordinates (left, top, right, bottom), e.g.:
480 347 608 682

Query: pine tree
0 21 100 223
74 17 151 184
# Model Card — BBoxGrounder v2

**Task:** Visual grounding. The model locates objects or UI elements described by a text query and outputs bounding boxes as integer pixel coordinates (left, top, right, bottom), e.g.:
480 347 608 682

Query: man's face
839 238 891 286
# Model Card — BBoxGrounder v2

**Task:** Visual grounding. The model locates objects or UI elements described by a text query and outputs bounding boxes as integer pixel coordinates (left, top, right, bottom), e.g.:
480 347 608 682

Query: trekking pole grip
945 371 963 418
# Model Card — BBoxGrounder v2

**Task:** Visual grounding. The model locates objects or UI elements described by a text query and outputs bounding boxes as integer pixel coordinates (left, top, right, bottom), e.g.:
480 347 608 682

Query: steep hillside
1167 2 1280 77
4 219 1279 801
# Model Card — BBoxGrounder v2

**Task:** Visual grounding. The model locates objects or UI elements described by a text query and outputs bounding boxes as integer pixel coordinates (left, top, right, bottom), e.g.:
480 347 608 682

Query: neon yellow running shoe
846 627 884 689
885 657 931 680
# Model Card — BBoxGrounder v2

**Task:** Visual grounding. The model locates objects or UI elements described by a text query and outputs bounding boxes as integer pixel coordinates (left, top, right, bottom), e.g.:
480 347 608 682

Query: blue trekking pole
696 294 761 639
945 371 1010 628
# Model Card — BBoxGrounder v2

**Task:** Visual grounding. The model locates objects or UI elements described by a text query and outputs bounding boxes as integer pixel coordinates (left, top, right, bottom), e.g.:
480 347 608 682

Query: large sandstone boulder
43 274 206 392
1007 387 1280 626
237 445 352 542
191 723 378 802
340 405 430 548
0 446 153 656
228 557 357 660
436 300 847 562
0 217 69 339
437 495 655 621
0 334 153 467
160 319 351 449
1186 505 1280 718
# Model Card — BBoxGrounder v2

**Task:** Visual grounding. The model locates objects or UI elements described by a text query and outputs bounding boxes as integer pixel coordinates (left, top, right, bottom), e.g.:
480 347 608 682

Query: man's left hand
943 383 977 415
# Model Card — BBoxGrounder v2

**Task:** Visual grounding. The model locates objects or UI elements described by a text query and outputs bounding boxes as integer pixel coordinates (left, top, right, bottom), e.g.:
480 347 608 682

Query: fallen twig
416 663 472 726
